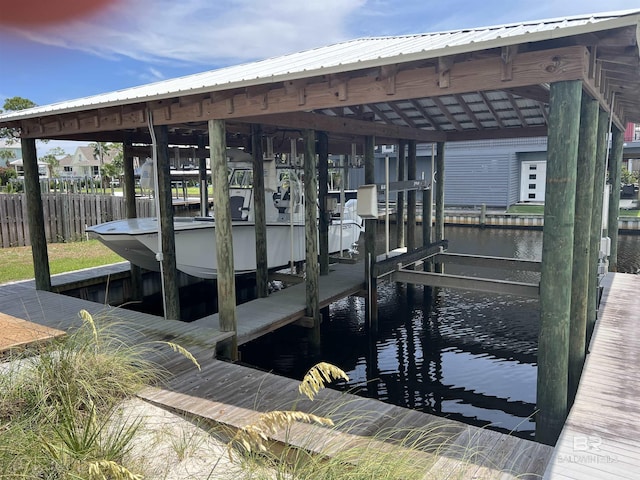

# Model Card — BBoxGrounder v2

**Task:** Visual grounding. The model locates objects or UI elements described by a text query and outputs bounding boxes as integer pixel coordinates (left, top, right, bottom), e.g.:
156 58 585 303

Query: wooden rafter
453 94 484 130
479 92 506 129
505 92 529 127
431 97 463 131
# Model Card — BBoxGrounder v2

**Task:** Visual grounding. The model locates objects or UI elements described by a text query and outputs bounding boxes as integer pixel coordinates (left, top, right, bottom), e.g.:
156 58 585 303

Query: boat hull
87 217 361 279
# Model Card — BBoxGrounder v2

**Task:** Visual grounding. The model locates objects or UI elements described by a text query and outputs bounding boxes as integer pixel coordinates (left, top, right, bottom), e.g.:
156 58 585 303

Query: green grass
0 239 124 284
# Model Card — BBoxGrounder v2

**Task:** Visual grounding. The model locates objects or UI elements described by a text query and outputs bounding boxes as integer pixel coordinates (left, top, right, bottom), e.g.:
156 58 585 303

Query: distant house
10 158 49 178
360 128 640 208
0 139 21 167
349 137 548 208
65 145 118 179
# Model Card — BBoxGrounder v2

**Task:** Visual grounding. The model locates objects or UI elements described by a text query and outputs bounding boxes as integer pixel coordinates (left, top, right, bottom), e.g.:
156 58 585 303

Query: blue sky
1 0 640 154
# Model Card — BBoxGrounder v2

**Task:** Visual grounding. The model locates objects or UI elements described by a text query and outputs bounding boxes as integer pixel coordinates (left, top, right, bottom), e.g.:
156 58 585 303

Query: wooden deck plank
0 311 66 353
543 273 640 479
140 360 551 479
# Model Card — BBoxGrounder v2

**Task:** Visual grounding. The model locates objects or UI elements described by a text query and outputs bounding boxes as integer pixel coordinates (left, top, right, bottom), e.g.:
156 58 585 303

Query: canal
239 227 640 440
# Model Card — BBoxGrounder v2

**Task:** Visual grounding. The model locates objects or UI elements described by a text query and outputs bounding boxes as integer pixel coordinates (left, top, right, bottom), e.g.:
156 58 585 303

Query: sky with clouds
1 0 640 153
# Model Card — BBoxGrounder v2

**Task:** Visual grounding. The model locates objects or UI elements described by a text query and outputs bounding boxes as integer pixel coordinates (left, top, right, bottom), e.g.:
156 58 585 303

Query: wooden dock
192 261 365 344
543 272 640 479
0 261 556 478
140 358 553 479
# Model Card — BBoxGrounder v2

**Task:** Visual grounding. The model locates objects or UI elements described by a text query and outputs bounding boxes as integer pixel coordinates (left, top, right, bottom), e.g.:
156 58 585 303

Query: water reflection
240 227 640 441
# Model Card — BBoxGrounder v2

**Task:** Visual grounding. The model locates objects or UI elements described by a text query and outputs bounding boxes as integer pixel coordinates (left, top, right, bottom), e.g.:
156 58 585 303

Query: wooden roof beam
201 45 589 120
237 111 444 142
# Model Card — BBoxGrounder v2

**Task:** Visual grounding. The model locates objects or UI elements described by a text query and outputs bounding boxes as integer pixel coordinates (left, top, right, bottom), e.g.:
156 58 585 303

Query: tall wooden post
568 93 598 406
197 135 209 218
123 140 142 301
21 138 51 291
303 130 321 346
607 126 624 272
153 125 181 321
587 110 610 340
364 135 378 332
209 119 238 359
251 125 269 298
396 140 406 248
423 144 434 246
536 80 582 445
435 141 445 273
317 131 330 275
407 140 417 251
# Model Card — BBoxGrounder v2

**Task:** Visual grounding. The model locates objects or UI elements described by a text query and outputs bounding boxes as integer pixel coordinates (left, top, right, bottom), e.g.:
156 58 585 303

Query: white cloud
9 0 366 65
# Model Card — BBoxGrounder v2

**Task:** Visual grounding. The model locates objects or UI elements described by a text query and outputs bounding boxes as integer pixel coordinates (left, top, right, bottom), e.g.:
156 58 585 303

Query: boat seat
230 196 247 221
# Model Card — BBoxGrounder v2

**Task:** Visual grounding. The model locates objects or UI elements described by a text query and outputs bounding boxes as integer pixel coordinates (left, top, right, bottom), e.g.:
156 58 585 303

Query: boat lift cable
147 109 168 320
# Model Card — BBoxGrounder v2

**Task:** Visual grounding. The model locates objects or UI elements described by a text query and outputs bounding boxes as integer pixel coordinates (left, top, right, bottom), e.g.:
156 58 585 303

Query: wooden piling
587 110 610 340
568 93 598 406
423 144 434 248
317 131 330 276
407 140 417 251
536 80 582 445
123 140 142 301
435 141 445 273
251 124 269 298
153 125 181 321
607 126 624 272
21 138 51 291
303 129 321 347
364 135 378 332
209 119 238 360
396 140 406 248
197 135 209 218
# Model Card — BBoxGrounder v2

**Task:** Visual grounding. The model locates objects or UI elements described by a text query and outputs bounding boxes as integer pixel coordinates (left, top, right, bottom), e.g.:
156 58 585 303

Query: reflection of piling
480 203 487 228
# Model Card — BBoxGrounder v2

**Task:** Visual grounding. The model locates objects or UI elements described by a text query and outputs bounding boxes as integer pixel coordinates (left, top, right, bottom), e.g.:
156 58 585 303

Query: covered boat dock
1 10 640 446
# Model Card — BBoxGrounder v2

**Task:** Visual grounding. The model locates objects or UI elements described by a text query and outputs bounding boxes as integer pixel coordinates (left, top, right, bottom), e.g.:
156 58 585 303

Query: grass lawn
0 240 124 284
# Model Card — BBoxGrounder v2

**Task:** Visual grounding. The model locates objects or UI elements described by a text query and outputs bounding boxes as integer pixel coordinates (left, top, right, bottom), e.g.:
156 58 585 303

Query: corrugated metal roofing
1 9 639 122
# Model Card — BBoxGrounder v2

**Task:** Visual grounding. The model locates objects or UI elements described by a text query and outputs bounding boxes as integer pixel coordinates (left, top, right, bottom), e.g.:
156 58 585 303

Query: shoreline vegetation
1 312 521 479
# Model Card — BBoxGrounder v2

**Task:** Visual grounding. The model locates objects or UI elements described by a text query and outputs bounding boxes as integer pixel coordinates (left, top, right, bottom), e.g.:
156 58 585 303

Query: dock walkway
192 261 365 344
0 262 554 478
543 273 640 479
141 358 553 479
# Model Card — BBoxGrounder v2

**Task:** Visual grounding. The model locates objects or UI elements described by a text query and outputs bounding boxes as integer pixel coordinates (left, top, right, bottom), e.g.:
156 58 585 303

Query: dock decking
140 358 553 479
0 261 556 477
4 265 639 478
543 273 640 479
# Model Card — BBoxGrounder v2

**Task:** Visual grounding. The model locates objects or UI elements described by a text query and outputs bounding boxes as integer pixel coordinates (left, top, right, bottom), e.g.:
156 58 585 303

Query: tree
0 97 37 145
39 147 66 178
0 149 15 167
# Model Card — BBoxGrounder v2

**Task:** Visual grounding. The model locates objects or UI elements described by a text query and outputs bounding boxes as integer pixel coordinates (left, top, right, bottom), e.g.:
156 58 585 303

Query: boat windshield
229 169 253 188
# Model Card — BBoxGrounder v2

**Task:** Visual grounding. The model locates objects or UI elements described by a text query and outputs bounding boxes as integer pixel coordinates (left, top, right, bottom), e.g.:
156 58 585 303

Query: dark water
240 227 640 440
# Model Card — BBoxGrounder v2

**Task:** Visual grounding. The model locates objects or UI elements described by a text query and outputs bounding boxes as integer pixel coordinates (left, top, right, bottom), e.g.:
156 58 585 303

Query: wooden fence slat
0 194 9 248
0 194 153 247
18 194 27 247
8 195 19 247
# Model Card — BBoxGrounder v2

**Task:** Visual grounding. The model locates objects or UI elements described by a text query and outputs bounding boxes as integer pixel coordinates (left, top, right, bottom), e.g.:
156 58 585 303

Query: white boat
87 152 363 279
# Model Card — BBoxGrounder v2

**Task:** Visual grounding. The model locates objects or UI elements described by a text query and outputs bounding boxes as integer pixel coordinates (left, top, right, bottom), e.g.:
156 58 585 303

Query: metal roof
1 9 639 123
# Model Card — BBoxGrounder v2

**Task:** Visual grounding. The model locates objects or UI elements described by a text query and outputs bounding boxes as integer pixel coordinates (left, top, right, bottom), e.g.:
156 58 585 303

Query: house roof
0 9 638 149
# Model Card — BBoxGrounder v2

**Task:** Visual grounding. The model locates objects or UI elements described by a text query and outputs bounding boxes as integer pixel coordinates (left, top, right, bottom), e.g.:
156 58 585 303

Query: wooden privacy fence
0 194 155 248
